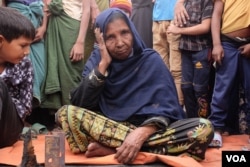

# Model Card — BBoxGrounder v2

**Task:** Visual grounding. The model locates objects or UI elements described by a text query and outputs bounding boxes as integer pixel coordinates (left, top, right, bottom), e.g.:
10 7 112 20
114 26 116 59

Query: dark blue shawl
83 8 185 122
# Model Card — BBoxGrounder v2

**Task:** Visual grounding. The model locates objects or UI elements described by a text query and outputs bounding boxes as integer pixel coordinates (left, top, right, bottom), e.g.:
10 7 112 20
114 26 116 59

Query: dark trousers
0 79 23 148
181 48 211 118
209 41 250 130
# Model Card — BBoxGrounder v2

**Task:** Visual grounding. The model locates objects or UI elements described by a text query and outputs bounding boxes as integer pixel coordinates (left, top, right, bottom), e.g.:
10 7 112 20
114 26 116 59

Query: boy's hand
33 26 46 42
167 23 181 34
239 44 250 58
70 42 84 62
174 1 189 27
212 44 224 65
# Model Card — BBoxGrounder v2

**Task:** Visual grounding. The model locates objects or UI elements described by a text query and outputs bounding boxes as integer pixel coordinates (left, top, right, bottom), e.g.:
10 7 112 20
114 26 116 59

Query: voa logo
226 155 247 162
222 151 250 167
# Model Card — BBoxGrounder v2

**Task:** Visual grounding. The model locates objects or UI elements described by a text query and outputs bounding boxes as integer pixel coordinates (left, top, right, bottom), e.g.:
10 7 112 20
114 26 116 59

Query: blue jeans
181 48 211 118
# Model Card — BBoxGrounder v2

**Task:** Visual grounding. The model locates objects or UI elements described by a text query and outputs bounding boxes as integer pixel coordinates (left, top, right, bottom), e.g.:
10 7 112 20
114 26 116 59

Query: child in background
167 0 214 118
110 0 132 17
0 7 35 148
152 0 185 106
2 0 48 108
209 0 250 147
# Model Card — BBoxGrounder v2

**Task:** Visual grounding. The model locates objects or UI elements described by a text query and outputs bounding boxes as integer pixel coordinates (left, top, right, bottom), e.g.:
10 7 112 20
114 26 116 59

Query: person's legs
168 32 183 106
56 105 213 160
0 79 23 148
181 51 197 118
209 42 240 146
143 118 214 161
55 105 137 154
210 42 239 128
152 21 170 68
224 76 239 135
193 48 211 118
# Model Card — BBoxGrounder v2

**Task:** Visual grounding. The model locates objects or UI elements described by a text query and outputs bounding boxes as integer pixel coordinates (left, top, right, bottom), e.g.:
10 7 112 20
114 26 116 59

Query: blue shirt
153 0 177 21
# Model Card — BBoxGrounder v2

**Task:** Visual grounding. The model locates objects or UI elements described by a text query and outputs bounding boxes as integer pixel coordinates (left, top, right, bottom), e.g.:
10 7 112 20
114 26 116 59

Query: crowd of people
0 0 250 164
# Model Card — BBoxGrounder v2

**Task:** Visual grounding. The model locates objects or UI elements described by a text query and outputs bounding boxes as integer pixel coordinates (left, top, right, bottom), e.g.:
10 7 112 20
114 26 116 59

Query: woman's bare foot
85 142 116 158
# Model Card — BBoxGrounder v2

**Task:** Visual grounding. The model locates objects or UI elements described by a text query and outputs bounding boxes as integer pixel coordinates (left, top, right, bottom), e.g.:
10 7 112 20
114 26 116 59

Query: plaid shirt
179 0 214 51
0 57 33 120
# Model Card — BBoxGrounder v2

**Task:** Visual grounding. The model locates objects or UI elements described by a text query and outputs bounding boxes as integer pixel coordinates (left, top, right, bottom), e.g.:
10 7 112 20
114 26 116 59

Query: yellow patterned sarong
56 105 214 160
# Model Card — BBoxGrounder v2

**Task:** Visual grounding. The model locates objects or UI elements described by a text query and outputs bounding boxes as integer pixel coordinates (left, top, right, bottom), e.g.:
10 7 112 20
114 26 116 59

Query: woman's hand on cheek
95 28 105 47
95 28 112 74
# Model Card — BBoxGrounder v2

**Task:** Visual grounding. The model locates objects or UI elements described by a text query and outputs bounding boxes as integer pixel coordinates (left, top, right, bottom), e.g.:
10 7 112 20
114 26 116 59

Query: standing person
0 7 35 148
131 0 153 48
55 8 214 163
41 0 91 110
84 0 110 62
2 0 48 108
209 0 250 147
152 0 184 106
167 0 214 118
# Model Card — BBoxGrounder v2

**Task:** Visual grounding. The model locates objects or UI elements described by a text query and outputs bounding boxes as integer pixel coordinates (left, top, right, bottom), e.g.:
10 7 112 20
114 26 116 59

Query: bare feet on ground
85 142 116 158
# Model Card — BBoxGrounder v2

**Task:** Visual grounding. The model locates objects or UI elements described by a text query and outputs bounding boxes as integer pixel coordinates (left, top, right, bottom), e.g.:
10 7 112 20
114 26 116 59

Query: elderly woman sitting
55 8 214 164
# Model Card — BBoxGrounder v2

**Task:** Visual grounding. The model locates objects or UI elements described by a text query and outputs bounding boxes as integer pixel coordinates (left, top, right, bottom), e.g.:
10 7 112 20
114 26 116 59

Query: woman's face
105 18 133 60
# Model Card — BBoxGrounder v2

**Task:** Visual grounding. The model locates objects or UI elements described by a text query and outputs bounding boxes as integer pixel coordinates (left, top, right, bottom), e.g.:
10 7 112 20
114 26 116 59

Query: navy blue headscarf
83 8 185 122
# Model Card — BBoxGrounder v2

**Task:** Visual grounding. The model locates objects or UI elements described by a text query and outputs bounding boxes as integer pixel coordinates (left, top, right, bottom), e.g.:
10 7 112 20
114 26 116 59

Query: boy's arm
211 0 224 65
12 58 33 121
69 0 91 62
167 18 211 35
33 0 48 42
90 0 100 29
169 0 214 35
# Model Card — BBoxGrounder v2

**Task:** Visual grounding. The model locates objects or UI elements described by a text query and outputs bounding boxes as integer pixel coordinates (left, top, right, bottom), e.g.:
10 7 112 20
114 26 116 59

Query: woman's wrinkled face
105 18 133 60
